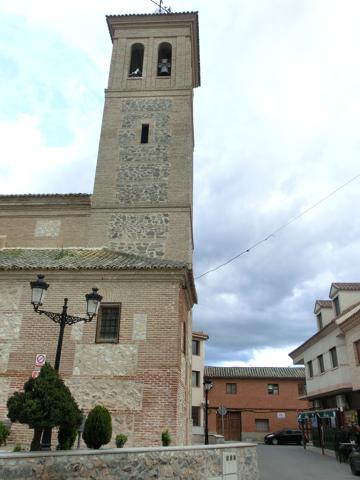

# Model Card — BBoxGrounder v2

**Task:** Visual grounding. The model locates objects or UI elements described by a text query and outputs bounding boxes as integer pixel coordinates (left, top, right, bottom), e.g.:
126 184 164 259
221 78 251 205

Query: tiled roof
205 366 305 379
0 193 90 198
0 248 187 271
316 300 333 308
106 11 198 18
192 331 209 341
332 283 360 291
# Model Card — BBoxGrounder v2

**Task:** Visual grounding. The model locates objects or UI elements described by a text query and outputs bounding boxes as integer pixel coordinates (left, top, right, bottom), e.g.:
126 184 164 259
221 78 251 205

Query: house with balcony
289 283 360 433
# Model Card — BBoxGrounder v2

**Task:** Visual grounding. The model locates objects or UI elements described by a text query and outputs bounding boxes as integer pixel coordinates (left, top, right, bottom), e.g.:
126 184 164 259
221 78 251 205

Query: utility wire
195 172 360 280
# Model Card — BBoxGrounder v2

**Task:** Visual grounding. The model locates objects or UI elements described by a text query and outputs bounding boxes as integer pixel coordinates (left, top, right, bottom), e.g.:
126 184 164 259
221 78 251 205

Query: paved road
257 444 354 480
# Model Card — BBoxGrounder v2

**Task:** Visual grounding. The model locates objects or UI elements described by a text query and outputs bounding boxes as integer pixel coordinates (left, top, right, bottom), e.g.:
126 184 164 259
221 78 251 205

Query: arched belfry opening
129 43 144 77
157 42 172 76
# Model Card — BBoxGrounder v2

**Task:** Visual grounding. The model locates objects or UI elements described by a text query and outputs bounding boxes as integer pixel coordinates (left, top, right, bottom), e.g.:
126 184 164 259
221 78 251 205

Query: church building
0 11 200 447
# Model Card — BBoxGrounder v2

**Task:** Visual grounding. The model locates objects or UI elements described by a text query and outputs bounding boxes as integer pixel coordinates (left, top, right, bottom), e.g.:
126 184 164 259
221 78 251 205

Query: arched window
157 42 172 76
129 43 144 77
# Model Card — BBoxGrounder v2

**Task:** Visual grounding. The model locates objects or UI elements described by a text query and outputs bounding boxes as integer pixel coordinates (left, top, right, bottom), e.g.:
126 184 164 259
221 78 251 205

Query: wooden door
217 411 241 441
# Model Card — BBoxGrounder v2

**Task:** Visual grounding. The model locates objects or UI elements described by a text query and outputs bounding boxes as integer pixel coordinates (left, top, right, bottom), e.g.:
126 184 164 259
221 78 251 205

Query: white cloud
213 346 300 368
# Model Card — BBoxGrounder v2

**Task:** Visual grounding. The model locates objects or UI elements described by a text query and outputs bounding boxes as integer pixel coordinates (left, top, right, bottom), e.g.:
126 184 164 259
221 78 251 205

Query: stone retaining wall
0 443 259 480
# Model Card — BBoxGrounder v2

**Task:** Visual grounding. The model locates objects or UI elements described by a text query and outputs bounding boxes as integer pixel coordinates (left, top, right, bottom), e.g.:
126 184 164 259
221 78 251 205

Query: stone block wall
0 443 259 480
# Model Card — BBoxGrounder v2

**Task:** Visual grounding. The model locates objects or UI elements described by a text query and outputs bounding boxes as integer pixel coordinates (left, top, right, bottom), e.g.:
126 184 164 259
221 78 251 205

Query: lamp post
30 274 102 450
203 376 213 445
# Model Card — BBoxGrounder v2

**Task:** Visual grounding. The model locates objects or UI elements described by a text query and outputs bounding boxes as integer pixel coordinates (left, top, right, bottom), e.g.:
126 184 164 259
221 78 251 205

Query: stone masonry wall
116 98 172 206
0 444 259 480
109 212 169 257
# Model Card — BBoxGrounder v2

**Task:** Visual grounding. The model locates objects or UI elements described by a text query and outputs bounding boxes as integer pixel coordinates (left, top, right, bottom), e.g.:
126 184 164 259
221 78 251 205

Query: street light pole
203 376 213 445
30 274 102 451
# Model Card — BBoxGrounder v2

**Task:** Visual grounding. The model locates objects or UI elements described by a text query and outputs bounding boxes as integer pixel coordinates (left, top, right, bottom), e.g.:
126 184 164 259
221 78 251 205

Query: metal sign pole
221 410 225 438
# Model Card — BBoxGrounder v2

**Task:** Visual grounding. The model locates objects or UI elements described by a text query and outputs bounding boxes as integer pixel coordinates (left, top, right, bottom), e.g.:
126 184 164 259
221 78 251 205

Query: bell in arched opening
157 42 172 76
129 43 144 77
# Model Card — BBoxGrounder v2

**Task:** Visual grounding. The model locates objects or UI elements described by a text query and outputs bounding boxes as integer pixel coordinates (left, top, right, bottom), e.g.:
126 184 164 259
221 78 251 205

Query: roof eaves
288 320 337 359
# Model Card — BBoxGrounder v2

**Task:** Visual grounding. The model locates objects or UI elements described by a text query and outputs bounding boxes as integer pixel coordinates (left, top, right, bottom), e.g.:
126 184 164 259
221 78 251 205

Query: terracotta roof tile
0 193 90 198
106 11 198 18
315 300 333 308
204 366 305 379
332 283 360 291
0 248 187 271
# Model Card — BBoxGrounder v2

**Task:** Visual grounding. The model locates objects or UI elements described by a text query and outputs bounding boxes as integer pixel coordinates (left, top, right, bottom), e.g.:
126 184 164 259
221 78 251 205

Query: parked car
264 428 305 445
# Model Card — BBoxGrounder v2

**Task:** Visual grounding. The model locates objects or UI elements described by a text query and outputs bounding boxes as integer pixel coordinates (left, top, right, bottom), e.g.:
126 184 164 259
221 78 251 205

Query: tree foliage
115 433 128 448
57 424 78 450
161 429 171 446
0 421 10 446
7 363 82 451
82 405 112 449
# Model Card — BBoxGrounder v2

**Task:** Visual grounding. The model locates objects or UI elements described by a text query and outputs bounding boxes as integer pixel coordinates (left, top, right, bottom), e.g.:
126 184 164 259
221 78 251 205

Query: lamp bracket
33 305 95 325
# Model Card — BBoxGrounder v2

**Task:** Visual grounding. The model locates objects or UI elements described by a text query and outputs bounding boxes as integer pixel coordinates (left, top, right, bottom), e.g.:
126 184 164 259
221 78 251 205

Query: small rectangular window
226 383 237 394
182 322 186 354
141 124 149 144
317 313 323 330
307 360 314 378
192 340 200 356
192 406 200 426
330 347 338 368
268 384 279 395
355 340 360 365
318 354 325 373
298 382 306 396
192 371 200 387
334 296 341 316
255 419 269 432
96 304 121 343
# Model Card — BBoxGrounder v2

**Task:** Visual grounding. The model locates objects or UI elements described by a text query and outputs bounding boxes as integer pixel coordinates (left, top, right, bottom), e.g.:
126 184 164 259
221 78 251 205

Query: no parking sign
35 353 46 367
31 353 46 379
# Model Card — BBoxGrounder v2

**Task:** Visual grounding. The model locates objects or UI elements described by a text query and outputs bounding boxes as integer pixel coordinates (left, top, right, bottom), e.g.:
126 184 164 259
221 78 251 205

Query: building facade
0 11 200 447
205 366 308 442
290 282 360 430
191 331 208 442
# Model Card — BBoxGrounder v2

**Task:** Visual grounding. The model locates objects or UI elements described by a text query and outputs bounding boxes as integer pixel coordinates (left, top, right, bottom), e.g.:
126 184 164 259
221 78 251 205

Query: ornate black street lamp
30 274 102 450
203 376 213 445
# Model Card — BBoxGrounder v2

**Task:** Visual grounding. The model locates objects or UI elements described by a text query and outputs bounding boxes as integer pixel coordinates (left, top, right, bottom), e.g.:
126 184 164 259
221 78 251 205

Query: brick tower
90 12 200 263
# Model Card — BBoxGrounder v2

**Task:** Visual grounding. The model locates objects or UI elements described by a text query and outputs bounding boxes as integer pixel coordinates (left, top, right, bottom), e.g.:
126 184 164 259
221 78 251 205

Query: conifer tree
7 363 82 451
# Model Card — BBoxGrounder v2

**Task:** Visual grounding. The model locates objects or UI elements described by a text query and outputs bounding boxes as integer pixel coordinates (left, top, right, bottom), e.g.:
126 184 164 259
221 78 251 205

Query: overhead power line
195 172 360 280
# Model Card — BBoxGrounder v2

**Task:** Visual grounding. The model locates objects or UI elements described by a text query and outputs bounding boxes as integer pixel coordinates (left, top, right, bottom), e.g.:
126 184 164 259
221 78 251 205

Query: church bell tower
90 12 200 264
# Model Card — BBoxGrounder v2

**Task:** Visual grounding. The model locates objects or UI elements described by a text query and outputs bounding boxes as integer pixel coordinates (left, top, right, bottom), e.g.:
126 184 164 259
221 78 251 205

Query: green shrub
161 429 171 446
12 444 22 452
0 421 10 446
82 405 112 449
7 363 82 451
115 433 128 448
57 424 78 450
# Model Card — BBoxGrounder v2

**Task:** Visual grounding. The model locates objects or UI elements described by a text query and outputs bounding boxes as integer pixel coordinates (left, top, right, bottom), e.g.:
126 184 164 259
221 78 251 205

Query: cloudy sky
1 0 360 367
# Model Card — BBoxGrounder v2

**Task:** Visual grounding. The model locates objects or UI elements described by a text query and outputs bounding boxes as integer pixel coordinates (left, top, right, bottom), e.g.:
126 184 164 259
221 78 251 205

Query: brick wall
0 269 193 448
208 377 308 441
0 195 90 248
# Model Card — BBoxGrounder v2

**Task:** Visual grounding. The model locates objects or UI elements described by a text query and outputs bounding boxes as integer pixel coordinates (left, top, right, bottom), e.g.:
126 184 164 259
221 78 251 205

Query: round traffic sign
217 405 227 416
